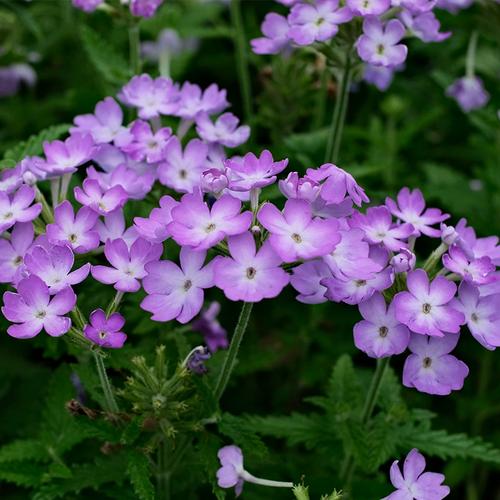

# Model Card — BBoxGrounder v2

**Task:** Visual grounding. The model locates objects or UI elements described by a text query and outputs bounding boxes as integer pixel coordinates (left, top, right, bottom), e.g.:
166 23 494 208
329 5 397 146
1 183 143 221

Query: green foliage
127 451 155 500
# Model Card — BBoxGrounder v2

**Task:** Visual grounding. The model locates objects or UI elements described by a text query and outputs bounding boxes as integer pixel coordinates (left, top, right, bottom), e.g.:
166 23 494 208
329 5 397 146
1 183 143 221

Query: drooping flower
383 448 450 499
386 187 449 237
0 185 42 233
353 293 410 358
446 76 490 113
129 0 163 18
191 302 228 352
42 133 94 176
402 332 469 395
134 195 178 243
25 244 90 294
71 97 131 146
83 309 127 348
186 346 212 374
195 112 250 148
141 247 214 323
288 0 353 46
72 0 103 13
46 201 100 254
451 282 500 350
214 232 289 302
278 172 321 203
121 120 172 163
258 199 340 262
356 17 408 67
74 178 128 216
96 208 139 247
157 137 208 193
175 82 229 120
168 192 252 250
393 269 465 336
0 222 34 284
399 10 451 43
92 237 162 293
118 74 179 119
2 275 76 339
225 150 288 192
442 245 495 285
251 13 291 55
351 206 414 251
347 0 390 16
290 259 332 304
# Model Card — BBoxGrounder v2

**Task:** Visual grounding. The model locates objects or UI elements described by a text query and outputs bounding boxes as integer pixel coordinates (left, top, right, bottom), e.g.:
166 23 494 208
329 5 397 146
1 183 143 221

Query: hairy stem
230 0 252 123
466 31 478 79
93 351 119 413
214 301 253 401
129 23 141 75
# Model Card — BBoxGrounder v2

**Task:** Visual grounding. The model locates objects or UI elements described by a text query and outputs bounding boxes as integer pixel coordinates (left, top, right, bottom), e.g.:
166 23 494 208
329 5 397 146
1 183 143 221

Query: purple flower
71 97 131 146
436 0 472 13
393 0 437 12
0 166 23 194
121 120 172 163
195 112 250 148
217 445 245 496
442 245 495 285
214 232 289 302
225 150 288 192
279 172 321 202
288 0 352 46
72 0 103 12
0 185 42 233
158 137 208 193
74 178 127 216
383 448 450 499
446 76 490 113
186 346 211 374
347 0 390 16
200 168 229 196
306 163 369 207
290 259 332 304
118 74 179 119
393 269 465 336
357 17 408 67
351 206 414 252
130 0 163 18
0 223 34 284
251 13 291 55
83 309 127 348
323 228 382 279
141 247 214 323
386 187 449 237
46 201 99 254
175 82 229 120
363 64 399 91
42 133 94 176
400 10 451 42
92 237 162 293
168 192 252 250
97 208 138 247
192 302 228 352
391 248 416 273
258 199 340 262
402 332 469 395
354 293 410 358
25 244 90 294
18 156 48 183
134 195 178 243
451 282 500 350
2 275 75 339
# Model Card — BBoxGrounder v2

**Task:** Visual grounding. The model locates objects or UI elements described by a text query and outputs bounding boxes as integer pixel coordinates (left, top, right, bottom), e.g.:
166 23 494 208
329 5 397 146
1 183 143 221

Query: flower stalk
93 350 120 413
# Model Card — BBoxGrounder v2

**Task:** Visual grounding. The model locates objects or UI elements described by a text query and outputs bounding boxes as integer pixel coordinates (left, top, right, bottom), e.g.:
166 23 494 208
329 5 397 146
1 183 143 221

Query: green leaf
3 124 70 162
0 439 48 464
0 158 17 171
127 451 154 500
327 355 364 415
219 414 268 457
292 484 310 500
80 25 131 85
0 462 45 488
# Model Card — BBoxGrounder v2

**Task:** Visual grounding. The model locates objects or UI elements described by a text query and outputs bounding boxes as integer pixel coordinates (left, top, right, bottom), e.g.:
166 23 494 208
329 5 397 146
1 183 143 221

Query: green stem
313 63 329 130
129 23 141 75
106 291 124 317
214 301 253 401
156 440 170 500
466 31 478 79
93 351 119 413
230 0 252 123
34 186 53 224
340 358 390 490
325 53 352 164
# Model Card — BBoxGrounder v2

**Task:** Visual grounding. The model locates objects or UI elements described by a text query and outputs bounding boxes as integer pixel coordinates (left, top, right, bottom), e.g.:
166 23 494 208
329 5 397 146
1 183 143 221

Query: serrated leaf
80 26 131 85
0 439 48 464
327 355 364 415
0 462 45 488
127 450 154 500
219 414 268 457
3 124 70 162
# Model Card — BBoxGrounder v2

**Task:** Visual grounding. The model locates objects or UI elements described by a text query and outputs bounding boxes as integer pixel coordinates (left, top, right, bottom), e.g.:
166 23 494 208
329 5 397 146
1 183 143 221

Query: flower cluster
72 0 164 18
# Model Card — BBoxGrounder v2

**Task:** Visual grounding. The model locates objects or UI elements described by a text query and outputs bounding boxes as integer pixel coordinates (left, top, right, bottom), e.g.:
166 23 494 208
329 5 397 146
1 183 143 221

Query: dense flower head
446 76 490 113
84 309 127 348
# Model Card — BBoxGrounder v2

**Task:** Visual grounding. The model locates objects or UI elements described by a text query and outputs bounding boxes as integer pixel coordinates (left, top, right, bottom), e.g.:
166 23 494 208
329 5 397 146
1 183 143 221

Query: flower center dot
183 279 192 291
422 303 432 314
35 311 46 319
355 279 367 287
471 313 478 322
377 44 385 55
3 212 13 220
13 256 23 266
378 326 388 338
69 234 78 243
179 169 187 179
423 357 432 368
291 233 302 243
205 223 216 233
246 267 257 279
99 331 107 339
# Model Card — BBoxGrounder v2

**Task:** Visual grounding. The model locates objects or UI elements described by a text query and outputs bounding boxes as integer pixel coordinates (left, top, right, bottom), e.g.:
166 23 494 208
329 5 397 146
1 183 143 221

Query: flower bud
201 168 229 195
440 223 459 246
278 172 320 202
390 248 416 273
22 171 37 186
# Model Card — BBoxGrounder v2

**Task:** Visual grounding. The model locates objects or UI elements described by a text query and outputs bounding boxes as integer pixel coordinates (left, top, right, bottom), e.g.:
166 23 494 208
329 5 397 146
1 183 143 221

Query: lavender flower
402 332 469 395
391 248 416 273
97 208 138 247
92 237 162 293
186 346 212 374
42 133 94 176
200 168 229 196
446 76 490 113
214 232 289 302
383 448 450 499
357 17 408 67
347 0 390 16
442 245 495 285
0 63 36 98
72 0 103 12
279 172 321 202
134 195 178 243
195 113 250 148
192 302 228 352
393 269 465 336
399 10 451 43
363 64 398 91
251 13 291 55
83 309 127 348
141 248 214 323
0 223 34 284
354 293 410 358
2 275 75 339
175 82 228 120
74 179 128 216
130 0 164 18
0 186 41 234
121 120 172 163
290 260 332 304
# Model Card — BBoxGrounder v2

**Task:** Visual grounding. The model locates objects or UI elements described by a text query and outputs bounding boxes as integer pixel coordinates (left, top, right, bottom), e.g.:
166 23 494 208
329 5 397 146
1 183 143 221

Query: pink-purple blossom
175 82 229 120
130 0 163 18
74 178 128 215
42 133 94 176
192 301 228 352
279 172 321 203
83 309 127 348
399 10 451 43
290 259 332 304
446 76 490 113
442 245 495 285
391 248 416 273
0 185 42 233
134 195 178 243
96 209 138 247
347 0 390 16
72 0 103 13
195 112 250 148
0 222 34 284
216 445 245 496
121 120 172 163
251 13 291 55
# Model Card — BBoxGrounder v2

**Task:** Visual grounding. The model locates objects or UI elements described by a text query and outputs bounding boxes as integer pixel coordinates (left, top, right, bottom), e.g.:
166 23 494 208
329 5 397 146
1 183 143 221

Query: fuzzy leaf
219 414 268 457
327 355 364 415
127 451 154 500
0 462 45 488
0 439 48 464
